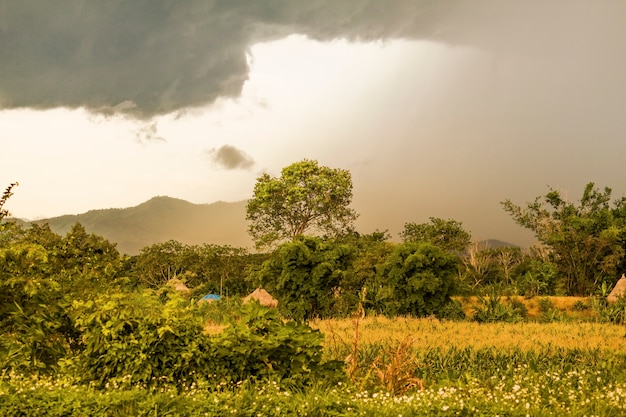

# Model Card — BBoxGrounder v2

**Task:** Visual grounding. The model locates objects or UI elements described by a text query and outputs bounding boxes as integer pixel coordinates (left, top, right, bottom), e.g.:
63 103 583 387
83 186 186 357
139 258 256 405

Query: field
2 300 626 416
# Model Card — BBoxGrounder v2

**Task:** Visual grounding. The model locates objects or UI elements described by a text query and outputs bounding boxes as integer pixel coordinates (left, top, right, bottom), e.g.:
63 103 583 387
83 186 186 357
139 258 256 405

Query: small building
166 278 191 296
243 288 278 308
607 274 626 303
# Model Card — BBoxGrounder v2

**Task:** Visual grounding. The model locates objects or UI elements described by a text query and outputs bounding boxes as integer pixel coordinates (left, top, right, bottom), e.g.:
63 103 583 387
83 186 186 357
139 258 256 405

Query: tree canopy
246 159 358 249
400 217 471 254
502 182 625 295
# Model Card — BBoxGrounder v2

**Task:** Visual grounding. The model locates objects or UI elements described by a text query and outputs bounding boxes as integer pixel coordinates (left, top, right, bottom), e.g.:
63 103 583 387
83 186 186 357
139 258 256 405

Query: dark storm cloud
1 1 625 118
207 145 254 170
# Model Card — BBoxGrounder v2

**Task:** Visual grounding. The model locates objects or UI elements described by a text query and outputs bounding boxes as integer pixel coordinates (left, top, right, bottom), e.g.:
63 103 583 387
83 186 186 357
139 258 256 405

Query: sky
2 0 626 247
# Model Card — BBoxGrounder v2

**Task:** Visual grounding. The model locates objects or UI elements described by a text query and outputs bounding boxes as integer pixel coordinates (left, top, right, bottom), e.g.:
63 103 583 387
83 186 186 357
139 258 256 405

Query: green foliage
517 258 559 296
132 240 256 296
333 231 394 316
572 299 590 311
213 301 344 388
592 294 626 325
502 183 625 295
435 299 467 321
472 291 527 323
133 240 201 287
253 236 353 320
0 231 79 373
67 290 341 389
6 339 626 416
537 297 554 314
400 217 471 253
370 242 458 317
55 223 124 294
246 159 358 249
68 290 215 388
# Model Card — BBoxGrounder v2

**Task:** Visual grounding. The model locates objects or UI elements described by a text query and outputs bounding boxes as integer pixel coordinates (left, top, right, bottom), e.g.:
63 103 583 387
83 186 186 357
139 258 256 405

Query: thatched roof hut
243 288 278 308
607 274 626 303
166 278 191 295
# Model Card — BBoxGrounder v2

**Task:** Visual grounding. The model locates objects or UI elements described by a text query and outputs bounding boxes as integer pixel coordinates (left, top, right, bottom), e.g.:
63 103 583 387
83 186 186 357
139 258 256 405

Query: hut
607 274 626 303
243 288 278 308
166 278 191 296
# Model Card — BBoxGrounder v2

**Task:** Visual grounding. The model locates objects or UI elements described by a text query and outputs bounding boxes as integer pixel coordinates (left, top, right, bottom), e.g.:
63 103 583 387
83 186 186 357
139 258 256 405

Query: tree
246 159 358 249
502 183 624 295
0 182 18 222
252 236 353 320
370 242 459 317
400 217 471 254
460 241 494 291
133 240 201 288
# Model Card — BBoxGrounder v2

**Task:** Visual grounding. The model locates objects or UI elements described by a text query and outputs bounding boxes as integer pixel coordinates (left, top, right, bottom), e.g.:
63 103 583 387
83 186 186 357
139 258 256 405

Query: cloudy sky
2 1 626 246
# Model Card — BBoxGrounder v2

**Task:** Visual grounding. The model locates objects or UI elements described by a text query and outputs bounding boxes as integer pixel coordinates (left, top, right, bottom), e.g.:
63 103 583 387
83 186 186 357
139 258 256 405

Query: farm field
3 310 626 416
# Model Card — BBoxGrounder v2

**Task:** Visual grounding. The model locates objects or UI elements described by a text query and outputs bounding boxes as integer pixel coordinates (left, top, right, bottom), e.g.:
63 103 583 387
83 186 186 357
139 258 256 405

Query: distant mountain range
6 196 520 256
26 197 254 255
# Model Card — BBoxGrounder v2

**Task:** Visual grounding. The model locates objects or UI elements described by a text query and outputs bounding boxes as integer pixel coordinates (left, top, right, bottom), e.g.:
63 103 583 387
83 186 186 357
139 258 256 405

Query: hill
30 197 254 255
6 197 524 256
480 239 519 249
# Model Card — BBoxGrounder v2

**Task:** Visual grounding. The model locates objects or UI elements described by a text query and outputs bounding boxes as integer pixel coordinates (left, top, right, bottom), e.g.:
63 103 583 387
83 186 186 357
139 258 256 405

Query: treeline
3 169 626 387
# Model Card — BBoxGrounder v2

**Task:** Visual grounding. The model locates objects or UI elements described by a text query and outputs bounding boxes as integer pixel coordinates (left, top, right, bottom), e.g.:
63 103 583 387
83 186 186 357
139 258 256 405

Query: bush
436 299 467 321
212 301 344 388
370 242 459 317
66 290 211 389
65 291 343 390
472 294 526 323
593 295 626 325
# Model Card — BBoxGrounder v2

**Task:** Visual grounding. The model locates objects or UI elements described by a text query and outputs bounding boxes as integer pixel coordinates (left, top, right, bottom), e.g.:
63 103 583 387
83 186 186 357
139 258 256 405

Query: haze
2 1 626 247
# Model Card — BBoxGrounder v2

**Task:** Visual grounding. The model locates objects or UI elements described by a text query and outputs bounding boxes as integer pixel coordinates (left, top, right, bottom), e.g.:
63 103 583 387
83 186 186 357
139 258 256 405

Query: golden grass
312 315 626 352
453 295 595 319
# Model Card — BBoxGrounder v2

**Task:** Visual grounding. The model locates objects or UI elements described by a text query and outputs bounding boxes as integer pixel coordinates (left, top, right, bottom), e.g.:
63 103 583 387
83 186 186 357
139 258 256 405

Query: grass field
2 297 626 416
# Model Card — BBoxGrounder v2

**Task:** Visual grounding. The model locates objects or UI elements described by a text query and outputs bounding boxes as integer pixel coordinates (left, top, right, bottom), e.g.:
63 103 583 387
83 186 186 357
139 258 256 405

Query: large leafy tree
252 236 353 320
400 217 471 253
370 242 458 317
501 183 625 295
246 159 358 249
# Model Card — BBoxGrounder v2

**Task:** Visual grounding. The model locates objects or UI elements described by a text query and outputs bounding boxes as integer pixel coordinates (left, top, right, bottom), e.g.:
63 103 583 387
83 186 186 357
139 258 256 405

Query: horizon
6 193 533 248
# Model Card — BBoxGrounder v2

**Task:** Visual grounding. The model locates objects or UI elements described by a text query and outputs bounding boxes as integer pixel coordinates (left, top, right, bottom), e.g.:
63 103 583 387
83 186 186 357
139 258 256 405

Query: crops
2 316 626 416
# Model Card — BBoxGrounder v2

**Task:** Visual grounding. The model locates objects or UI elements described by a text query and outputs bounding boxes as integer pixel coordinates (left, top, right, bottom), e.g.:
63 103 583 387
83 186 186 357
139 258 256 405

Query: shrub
472 294 525 323
65 291 342 390
436 299 467 321
212 301 344 388
593 295 626 325
538 297 554 313
67 290 211 389
370 242 458 317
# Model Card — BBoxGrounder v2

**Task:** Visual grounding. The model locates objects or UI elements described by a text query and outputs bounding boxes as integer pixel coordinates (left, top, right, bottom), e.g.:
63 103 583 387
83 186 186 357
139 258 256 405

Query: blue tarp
200 294 221 301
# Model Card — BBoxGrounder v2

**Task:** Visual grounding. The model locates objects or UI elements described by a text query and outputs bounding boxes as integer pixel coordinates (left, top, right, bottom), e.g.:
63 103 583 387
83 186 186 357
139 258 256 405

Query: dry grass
312 314 626 352
454 295 595 320
202 319 227 335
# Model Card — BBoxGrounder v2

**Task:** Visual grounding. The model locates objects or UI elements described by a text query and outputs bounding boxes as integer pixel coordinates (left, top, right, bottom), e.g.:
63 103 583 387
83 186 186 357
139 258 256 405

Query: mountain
6 197 524 256
479 239 520 249
31 196 254 255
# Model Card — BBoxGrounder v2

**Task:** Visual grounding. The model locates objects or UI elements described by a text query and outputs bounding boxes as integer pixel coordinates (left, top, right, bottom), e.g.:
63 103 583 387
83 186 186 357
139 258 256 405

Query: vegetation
400 217 471 254
4 171 626 415
502 182 626 295
246 159 358 249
